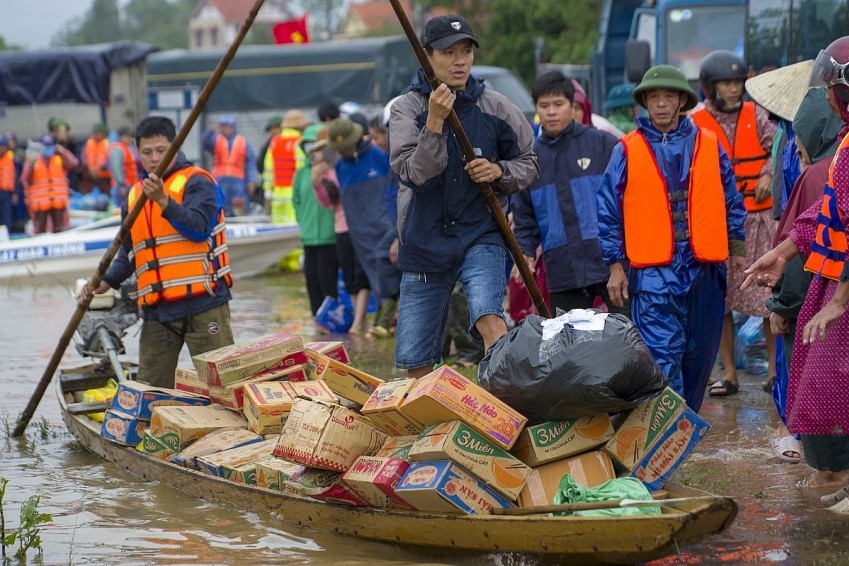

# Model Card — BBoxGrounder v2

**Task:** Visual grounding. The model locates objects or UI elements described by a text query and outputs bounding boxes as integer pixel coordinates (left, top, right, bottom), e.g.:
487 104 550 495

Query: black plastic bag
478 312 666 421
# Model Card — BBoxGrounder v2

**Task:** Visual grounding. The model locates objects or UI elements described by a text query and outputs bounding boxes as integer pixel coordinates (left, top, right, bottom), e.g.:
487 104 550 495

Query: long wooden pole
387 2 551 319
12 0 267 438
489 496 722 516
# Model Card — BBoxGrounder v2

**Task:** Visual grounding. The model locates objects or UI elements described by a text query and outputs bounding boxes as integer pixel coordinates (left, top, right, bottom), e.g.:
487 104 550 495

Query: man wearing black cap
388 15 538 378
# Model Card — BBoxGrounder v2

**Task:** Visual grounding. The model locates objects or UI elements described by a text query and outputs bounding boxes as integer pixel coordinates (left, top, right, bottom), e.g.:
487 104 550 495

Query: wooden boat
57 363 738 564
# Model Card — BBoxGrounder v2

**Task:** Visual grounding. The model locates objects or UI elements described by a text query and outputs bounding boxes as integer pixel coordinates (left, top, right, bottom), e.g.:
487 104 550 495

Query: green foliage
0 478 52 561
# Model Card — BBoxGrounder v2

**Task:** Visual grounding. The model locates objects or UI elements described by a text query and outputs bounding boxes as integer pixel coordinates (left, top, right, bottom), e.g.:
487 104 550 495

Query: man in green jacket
293 124 338 316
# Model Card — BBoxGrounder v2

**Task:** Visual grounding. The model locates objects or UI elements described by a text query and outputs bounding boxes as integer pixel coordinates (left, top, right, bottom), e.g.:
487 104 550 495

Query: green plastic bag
552 474 660 516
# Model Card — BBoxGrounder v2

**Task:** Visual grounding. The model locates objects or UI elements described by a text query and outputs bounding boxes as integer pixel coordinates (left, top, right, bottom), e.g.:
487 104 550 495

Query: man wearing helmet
744 37 849 489
691 50 779 398
597 64 747 412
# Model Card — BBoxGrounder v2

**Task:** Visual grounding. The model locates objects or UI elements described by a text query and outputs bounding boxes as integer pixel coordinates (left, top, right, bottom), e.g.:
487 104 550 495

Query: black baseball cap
421 15 479 50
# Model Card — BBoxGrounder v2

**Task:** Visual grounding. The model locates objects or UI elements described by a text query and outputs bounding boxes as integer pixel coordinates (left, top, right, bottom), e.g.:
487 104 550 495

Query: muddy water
2 273 849 564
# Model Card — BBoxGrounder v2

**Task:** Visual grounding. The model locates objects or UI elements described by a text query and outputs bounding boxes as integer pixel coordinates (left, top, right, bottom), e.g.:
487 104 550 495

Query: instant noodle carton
110 381 209 420
409 421 531 500
193 332 306 387
273 398 387 472
100 410 146 446
511 414 615 467
256 457 305 491
308 355 384 405
149 404 248 452
224 455 278 485
139 430 174 460
286 467 370 506
394 460 514 514
517 451 617 508
208 364 308 410
304 341 350 364
374 435 417 460
400 366 527 450
243 379 338 435
341 456 415 510
196 438 278 478
169 427 263 468
174 367 209 397
360 379 423 436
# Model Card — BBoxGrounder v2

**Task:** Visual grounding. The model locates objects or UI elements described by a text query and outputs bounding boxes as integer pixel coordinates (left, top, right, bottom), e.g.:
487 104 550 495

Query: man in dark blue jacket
513 71 620 314
389 15 538 377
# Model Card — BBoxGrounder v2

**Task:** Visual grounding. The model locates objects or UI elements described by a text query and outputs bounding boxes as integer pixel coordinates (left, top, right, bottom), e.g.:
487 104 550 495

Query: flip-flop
709 379 739 397
822 486 849 504
771 436 802 463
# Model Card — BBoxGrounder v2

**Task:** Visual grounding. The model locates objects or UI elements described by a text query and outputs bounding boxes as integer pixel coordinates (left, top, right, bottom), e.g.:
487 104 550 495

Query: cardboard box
394 460 514 515
511 414 615 467
169 427 263 468
360 379 423 436
400 366 527 450
604 387 687 471
287 467 370 506
139 430 174 460
149 405 248 452
101 410 147 446
223 456 275 485
174 367 209 397
273 398 387 472
341 456 415 510
309 355 384 406
193 332 306 387
374 435 417 460
196 438 278 478
629 408 710 491
256 458 305 491
304 341 350 364
208 364 308 410
409 421 531 500
110 381 209 420
243 379 339 435
517 451 616 508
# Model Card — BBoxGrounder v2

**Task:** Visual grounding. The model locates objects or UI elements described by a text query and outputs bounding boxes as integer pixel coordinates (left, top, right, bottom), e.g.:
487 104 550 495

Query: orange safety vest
269 129 300 187
690 102 770 212
0 149 15 191
621 129 729 267
27 155 70 212
109 141 139 187
212 134 247 179
803 133 849 280
127 166 233 307
84 138 112 180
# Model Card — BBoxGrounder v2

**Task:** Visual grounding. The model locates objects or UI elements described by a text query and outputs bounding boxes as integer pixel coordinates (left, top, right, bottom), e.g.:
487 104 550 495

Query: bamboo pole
489 496 721 516
12 0 268 437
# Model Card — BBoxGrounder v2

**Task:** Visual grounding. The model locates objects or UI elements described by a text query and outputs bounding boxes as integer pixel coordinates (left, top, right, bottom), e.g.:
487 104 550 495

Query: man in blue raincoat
596 65 747 412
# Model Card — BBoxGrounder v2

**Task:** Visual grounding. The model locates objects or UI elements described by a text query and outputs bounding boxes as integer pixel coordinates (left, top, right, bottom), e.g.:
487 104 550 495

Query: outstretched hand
741 249 786 290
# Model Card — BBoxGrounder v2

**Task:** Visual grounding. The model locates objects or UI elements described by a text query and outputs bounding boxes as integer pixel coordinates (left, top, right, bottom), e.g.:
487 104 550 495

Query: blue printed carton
110 381 209 420
100 409 146 446
394 460 514 515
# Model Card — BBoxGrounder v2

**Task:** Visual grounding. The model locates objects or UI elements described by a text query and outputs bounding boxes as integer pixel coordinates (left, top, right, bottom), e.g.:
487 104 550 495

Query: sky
1 1 94 49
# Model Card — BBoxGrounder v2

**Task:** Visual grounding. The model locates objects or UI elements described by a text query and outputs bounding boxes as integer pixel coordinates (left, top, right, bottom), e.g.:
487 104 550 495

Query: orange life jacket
803 133 849 281
127 166 232 307
212 134 247 179
108 141 139 187
0 149 14 191
269 129 300 187
27 155 70 212
621 129 729 267
690 102 771 212
84 137 112 180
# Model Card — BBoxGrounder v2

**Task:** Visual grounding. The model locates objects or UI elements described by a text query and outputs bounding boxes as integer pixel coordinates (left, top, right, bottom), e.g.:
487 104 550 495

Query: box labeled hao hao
511 414 614 467
243 379 339 435
360 379 423 436
149 404 248 452
394 460 514 515
193 331 306 387
100 410 147 446
341 456 415 509
400 366 527 450
308 354 384 406
304 341 350 364
110 381 209 420
273 398 387 472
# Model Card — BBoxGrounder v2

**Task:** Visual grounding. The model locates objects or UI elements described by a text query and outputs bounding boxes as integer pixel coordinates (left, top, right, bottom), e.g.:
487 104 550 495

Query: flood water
2 272 849 565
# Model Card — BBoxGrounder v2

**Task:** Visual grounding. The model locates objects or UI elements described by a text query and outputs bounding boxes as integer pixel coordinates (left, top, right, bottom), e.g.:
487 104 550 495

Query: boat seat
59 372 111 393
66 401 112 415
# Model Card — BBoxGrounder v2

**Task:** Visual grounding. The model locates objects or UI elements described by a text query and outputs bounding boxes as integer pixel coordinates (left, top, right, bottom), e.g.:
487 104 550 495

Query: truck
591 0 849 110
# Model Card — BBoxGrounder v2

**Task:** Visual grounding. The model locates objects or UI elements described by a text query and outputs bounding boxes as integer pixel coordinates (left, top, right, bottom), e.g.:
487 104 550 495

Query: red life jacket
212 134 247 179
690 102 770 212
621 129 729 267
27 156 69 212
0 149 15 191
269 129 301 187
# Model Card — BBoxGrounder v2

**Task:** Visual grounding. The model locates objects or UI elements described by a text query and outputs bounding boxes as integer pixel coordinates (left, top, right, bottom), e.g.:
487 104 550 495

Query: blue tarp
0 41 157 105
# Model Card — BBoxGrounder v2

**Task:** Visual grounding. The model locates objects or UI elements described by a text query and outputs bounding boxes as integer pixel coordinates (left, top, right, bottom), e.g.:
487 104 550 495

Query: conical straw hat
745 60 814 122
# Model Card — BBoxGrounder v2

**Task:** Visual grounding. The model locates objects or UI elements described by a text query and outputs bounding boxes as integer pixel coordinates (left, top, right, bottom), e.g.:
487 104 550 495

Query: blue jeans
0 191 12 235
217 176 247 217
395 243 507 370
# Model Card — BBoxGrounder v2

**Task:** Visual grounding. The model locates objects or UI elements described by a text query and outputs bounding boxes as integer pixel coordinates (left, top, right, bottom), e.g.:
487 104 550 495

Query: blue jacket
597 116 746 296
104 153 232 322
389 70 538 272
512 121 618 292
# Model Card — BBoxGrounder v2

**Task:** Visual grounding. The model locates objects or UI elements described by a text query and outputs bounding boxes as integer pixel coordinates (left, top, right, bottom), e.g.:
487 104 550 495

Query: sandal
762 375 776 393
771 436 802 463
822 485 849 504
709 379 739 397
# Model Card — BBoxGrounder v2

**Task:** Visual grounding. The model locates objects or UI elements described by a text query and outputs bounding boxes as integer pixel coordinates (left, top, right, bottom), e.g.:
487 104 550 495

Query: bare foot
800 470 848 488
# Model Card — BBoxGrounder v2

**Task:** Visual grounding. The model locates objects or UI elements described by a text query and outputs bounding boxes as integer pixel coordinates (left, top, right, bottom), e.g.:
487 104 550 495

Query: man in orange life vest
202 115 256 217
21 134 79 234
84 117 234 388
81 122 113 194
691 51 778 397
107 126 141 207
597 65 747 412
0 135 16 236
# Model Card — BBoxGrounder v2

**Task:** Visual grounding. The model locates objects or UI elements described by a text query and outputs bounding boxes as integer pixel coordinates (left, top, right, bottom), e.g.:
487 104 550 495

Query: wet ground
2 271 849 564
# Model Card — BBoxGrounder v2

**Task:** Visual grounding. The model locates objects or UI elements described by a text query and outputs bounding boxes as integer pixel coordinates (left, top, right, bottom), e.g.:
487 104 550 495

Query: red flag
273 16 310 44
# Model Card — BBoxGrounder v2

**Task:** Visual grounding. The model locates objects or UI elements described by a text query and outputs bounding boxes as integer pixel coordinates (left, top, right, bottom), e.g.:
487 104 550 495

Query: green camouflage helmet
632 65 699 111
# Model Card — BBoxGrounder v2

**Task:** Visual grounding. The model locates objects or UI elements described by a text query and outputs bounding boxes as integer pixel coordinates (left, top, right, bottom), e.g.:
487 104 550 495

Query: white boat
0 216 300 285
